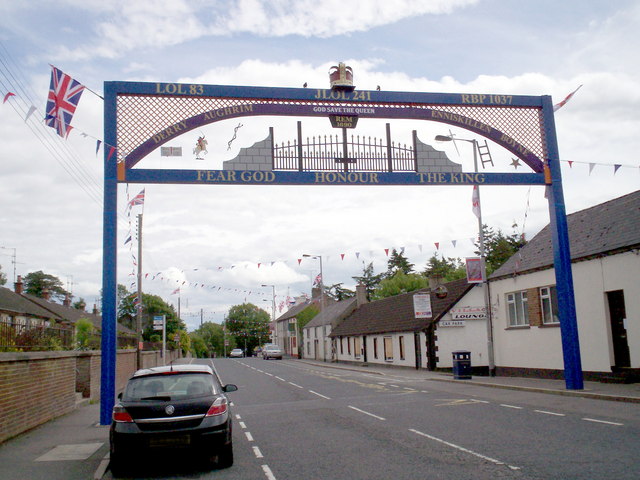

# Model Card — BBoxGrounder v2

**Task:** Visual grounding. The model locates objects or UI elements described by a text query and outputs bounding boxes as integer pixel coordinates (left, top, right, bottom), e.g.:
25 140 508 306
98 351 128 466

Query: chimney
42 288 51 301
63 294 71 307
93 304 99 315
311 287 321 299
356 284 368 307
14 275 23 294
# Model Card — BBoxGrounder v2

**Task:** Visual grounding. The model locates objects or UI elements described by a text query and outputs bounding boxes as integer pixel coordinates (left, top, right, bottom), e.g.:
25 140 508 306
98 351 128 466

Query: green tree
327 283 355 301
73 298 87 311
386 248 414 277
423 253 467 282
477 224 527 275
23 271 70 301
191 321 232 358
75 317 95 350
371 271 429 300
117 288 187 346
352 262 385 300
225 303 271 354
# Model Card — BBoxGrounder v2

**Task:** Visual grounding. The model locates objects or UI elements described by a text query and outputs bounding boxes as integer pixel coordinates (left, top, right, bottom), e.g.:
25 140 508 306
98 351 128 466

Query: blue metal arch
100 81 583 426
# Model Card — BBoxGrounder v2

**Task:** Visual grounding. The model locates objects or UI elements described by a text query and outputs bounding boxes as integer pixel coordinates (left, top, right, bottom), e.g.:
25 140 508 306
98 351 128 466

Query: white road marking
389 384 400 388
262 464 277 480
289 382 304 388
348 405 386 421
245 432 254 441
275 376 285 381
500 404 523 409
235 414 242 420
583 418 624 426
409 429 520 470
253 446 264 458
239 422 247 429
309 390 331 399
534 410 565 417
265 373 274 377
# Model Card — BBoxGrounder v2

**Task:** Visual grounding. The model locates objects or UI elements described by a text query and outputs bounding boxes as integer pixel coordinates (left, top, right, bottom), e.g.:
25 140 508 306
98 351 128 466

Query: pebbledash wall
0 349 179 443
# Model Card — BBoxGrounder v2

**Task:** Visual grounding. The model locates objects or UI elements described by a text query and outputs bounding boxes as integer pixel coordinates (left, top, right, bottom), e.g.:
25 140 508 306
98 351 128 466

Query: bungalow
330 278 476 370
0 285 62 329
488 190 640 381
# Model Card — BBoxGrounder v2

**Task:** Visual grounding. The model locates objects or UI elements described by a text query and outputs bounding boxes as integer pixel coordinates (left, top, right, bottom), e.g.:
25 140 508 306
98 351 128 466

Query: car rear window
123 372 218 401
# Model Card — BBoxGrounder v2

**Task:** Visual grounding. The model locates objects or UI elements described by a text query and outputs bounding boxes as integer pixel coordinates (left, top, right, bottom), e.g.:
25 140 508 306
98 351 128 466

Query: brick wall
0 352 77 443
0 349 180 443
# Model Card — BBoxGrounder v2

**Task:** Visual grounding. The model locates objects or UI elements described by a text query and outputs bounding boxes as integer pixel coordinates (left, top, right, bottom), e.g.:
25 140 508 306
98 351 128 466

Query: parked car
229 348 244 358
110 364 238 475
262 344 283 360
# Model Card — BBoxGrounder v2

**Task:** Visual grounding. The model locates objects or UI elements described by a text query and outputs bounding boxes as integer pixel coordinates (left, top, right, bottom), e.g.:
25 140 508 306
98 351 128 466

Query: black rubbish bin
452 350 472 379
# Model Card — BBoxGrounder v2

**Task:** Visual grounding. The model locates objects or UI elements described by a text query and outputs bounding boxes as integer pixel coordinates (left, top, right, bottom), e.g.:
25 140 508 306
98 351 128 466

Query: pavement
1 360 639 480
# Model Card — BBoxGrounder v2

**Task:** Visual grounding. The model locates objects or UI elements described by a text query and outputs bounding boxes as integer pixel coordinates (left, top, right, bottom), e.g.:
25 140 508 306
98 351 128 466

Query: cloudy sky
0 0 638 331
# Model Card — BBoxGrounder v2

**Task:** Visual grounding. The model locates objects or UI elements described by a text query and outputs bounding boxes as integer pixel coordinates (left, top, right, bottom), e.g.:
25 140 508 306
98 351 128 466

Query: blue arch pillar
543 96 584 390
100 82 119 425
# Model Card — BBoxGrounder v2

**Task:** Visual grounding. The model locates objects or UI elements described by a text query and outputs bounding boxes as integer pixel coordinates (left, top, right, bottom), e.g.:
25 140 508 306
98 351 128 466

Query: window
506 290 529 326
540 286 559 324
354 337 361 358
347 337 351 355
384 337 393 361
373 338 378 359
399 336 405 360
340 337 344 355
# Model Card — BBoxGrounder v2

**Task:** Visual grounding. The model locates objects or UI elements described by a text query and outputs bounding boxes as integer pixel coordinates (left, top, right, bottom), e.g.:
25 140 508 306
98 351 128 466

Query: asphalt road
105 357 640 480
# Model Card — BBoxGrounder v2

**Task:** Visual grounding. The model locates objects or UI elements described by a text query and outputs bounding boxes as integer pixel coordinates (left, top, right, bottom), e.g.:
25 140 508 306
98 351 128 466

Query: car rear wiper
140 395 172 401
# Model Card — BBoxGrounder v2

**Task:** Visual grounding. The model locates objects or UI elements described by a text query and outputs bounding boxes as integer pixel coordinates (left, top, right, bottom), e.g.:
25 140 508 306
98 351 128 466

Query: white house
488 190 640 381
302 296 357 362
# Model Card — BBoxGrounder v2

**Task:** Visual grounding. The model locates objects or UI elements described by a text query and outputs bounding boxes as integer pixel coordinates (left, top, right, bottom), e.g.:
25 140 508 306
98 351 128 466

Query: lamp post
435 134 495 376
303 254 325 360
261 284 276 343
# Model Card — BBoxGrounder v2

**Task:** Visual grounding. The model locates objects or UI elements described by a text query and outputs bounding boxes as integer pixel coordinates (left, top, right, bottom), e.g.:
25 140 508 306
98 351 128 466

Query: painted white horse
193 136 208 159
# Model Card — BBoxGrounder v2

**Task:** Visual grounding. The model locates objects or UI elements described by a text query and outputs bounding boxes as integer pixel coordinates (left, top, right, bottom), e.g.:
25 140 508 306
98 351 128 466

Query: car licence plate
149 435 191 447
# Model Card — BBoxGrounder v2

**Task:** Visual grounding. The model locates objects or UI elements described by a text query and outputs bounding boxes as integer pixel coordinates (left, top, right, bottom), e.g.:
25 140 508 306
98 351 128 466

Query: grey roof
491 190 640 280
330 278 473 337
20 293 135 334
304 297 357 329
275 294 335 322
0 287 62 320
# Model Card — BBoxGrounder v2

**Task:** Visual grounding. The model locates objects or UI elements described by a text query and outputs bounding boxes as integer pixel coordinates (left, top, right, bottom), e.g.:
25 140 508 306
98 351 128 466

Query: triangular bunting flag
589 163 596 175
614 164 621 175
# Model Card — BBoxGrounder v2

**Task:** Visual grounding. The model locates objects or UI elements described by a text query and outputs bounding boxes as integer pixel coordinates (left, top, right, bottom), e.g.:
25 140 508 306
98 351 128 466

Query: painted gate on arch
101 79 582 424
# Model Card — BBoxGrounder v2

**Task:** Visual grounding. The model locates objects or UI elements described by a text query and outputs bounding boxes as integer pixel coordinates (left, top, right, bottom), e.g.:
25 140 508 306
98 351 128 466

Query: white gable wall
490 250 640 373
434 285 489 368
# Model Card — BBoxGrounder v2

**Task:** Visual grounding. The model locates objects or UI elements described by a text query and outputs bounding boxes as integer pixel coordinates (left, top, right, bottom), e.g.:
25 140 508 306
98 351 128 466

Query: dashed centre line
253 446 264 458
348 405 386 421
409 429 520 471
583 418 624 426
534 410 565 417
309 390 331 400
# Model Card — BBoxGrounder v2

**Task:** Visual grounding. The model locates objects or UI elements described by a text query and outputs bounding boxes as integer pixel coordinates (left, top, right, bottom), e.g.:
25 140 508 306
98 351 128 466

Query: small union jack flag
45 66 85 137
128 188 145 208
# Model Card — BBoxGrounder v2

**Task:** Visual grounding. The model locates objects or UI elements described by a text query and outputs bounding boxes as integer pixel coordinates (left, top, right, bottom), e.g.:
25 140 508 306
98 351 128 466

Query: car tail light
206 397 228 417
112 404 134 423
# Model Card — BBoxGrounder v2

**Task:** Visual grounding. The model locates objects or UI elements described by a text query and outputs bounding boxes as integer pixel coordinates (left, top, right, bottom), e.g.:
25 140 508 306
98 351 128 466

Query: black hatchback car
110 363 237 475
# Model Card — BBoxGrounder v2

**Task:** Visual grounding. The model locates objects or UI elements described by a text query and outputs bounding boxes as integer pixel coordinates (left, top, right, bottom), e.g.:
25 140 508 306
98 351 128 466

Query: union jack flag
128 188 145 208
45 66 85 137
